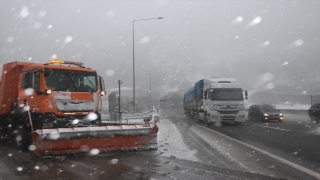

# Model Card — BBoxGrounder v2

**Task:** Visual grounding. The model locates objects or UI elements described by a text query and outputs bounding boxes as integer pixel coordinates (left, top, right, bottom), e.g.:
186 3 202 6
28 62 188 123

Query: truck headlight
100 90 106 96
264 113 269 116
45 89 52 94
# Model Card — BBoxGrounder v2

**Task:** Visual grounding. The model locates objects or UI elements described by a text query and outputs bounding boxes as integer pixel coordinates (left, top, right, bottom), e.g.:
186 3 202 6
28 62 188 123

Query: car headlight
264 113 269 116
280 114 283 116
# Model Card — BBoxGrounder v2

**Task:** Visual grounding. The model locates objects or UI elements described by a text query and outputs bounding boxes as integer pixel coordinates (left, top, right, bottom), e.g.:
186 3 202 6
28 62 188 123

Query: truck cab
0 60 106 150
184 77 248 125
201 78 247 124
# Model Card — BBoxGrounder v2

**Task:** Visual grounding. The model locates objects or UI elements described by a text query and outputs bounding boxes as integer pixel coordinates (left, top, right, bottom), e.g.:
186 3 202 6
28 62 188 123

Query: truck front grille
218 111 239 114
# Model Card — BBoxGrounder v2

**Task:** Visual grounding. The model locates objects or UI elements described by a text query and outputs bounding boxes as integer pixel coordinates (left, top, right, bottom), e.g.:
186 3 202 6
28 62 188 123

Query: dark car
308 103 320 123
248 104 283 122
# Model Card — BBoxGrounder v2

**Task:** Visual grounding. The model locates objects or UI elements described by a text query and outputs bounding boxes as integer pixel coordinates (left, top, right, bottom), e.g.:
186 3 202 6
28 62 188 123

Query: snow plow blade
30 123 158 157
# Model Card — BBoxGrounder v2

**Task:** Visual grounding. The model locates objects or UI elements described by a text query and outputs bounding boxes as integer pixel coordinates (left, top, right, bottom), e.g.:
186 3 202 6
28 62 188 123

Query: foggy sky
1 0 319 96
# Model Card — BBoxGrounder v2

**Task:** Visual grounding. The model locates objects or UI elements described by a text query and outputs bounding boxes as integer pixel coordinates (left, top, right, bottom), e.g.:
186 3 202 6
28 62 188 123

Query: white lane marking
253 124 291 132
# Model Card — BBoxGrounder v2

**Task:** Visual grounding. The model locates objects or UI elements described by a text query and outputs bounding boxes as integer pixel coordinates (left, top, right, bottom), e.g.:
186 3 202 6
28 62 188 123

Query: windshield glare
45 69 97 92
208 88 243 101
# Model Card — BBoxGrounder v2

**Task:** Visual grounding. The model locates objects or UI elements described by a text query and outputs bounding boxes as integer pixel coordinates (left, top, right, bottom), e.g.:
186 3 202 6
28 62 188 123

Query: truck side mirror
245 91 248 99
99 76 105 91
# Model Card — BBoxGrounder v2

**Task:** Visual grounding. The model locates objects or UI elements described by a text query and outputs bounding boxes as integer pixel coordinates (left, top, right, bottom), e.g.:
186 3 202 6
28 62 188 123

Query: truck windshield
208 88 243 101
45 69 98 92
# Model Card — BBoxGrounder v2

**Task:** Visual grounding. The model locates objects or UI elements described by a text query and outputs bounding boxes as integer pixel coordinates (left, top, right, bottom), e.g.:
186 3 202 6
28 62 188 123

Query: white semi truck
183 77 248 125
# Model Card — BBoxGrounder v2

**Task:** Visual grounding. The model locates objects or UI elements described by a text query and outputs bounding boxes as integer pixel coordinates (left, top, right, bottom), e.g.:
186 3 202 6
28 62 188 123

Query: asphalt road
0 110 319 180
176 109 320 174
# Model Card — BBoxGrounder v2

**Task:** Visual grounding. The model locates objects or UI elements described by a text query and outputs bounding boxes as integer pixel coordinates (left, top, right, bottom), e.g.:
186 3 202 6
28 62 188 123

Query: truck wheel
92 113 102 126
14 126 30 151
93 119 102 126
205 116 211 126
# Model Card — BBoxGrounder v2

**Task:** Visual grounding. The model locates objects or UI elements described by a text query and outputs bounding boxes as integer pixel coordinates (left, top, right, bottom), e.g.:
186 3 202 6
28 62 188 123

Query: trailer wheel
194 113 200 122
14 126 30 151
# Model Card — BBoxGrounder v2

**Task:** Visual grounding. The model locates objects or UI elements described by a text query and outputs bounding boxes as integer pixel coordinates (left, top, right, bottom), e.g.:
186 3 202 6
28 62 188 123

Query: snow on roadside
156 118 199 162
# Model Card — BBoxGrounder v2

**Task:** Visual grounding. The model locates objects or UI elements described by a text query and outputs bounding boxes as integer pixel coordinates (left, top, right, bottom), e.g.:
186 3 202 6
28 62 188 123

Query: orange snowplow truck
0 60 158 157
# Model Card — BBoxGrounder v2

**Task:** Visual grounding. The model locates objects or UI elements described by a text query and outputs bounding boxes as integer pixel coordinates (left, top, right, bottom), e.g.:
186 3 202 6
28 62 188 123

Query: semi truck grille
221 116 236 121
218 111 239 114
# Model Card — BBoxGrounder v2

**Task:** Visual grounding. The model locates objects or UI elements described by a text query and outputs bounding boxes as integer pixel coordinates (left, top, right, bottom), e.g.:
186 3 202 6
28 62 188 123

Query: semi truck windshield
208 88 243 101
45 69 98 92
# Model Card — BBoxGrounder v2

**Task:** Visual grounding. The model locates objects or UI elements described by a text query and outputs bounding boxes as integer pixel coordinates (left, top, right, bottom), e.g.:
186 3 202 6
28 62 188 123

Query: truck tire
14 125 30 151
91 113 102 126
205 116 211 126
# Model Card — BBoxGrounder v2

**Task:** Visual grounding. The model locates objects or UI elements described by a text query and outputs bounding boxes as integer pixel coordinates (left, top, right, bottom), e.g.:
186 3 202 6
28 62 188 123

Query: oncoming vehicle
308 103 320 123
183 78 247 125
248 104 283 122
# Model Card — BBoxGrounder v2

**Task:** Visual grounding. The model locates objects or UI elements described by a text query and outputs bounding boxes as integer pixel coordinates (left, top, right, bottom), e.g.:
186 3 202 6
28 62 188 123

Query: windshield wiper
85 77 96 91
68 73 78 91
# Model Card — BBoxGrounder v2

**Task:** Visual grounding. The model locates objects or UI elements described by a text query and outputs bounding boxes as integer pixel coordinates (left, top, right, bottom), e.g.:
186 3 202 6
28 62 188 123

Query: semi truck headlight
200 105 204 109
264 113 269 116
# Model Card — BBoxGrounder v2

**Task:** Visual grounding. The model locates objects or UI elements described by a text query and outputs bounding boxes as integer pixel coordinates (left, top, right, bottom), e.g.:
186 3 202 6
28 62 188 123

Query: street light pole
133 17 163 113
149 61 164 109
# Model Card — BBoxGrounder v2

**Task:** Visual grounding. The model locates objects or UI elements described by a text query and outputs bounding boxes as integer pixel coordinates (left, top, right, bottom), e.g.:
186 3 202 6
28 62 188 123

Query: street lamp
133 17 163 113
149 61 164 108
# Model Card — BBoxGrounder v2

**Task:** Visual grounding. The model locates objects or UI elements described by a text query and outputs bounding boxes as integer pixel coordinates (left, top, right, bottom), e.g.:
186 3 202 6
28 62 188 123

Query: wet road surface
0 110 319 180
